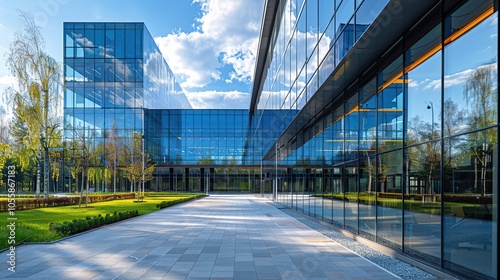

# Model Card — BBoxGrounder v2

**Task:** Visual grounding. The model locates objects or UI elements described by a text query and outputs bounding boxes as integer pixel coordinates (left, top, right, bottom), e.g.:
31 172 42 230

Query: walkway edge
282 207 461 280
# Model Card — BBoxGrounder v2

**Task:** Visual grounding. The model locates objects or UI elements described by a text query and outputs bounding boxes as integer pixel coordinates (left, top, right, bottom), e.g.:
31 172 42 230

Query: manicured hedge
0 193 136 212
50 210 139 236
312 192 492 204
145 192 201 197
156 195 204 209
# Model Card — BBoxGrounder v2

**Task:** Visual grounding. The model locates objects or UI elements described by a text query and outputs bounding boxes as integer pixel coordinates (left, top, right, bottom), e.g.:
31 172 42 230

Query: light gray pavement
1 195 402 280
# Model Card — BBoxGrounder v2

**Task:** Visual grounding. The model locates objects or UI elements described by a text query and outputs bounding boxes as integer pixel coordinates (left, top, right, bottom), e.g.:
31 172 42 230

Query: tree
198 156 215 165
0 129 10 176
123 132 155 196
0 109 11 173
104 123 122 193
407 115 440 196
463 64 497 196
5 12 62 197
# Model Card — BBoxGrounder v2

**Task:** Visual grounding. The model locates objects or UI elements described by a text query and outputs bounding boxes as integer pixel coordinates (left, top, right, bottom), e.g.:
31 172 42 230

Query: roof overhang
261 0 440 161
249 0 280 114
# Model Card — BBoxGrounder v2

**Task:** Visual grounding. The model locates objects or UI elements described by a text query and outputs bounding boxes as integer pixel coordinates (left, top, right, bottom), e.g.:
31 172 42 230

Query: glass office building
251 0 498 279
144 109 253 192
62 0 499 277
63 22 192 192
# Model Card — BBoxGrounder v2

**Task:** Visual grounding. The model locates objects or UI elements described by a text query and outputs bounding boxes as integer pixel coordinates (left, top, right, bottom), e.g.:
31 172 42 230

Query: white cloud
185 90 250 109
421 63 497 90
154 0 264 89
443 69 473 89
408 79 419 88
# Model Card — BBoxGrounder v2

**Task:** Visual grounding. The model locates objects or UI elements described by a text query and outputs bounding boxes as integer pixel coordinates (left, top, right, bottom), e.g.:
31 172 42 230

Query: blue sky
0 0 265 109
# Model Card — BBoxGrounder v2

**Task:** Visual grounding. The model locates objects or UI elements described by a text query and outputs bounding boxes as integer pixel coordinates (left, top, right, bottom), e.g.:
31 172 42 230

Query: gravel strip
281 208 438 280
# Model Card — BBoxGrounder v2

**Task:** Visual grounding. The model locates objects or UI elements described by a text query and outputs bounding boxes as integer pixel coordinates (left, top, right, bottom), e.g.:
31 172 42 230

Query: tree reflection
462 64 497 196
407 114 439 192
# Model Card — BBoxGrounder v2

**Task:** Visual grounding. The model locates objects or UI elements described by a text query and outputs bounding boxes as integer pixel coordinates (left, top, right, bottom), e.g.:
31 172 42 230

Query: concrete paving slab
1 195 400 279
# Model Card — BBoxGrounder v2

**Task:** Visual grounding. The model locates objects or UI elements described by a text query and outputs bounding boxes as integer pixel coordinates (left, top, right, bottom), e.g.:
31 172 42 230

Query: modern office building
250 0 498 279
63 22 192 192
63 0 498 278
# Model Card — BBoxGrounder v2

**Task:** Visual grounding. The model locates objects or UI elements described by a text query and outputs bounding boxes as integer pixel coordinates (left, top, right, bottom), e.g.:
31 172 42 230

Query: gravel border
281 208 439 280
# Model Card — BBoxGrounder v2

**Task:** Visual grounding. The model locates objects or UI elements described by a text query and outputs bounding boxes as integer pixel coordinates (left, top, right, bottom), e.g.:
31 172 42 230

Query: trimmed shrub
0 193 137 212
50 209 143 236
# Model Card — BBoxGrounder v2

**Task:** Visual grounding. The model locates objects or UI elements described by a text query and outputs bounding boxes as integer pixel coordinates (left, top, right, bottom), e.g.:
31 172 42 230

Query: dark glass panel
125 29 135 59
115 29 125 58
443 128 496 277
377 149 403 249
105 29 115 58
378 56 404 152
403 144 441 261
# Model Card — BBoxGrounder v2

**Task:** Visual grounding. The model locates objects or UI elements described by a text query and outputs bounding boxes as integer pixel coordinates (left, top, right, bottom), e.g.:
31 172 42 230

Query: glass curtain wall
64 22 191 193
271 1 497 278
442 1 497 277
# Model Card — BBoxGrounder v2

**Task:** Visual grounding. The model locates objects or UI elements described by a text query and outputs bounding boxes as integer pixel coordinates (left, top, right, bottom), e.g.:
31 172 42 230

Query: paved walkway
1 195 399 279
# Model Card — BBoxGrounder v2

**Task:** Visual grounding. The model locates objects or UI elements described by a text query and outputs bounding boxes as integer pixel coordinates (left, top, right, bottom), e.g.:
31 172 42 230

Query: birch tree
5 12 62 197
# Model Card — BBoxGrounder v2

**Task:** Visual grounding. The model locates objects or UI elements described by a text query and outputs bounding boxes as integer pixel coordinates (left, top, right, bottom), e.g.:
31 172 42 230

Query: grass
0 193 204 250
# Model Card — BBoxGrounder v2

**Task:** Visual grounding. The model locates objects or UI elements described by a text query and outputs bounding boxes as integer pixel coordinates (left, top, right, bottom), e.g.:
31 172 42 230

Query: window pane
443 128 497 277
406 50 442 144
444 11 497 136
378 56 403 152
404 143 441 261
377 149 403 249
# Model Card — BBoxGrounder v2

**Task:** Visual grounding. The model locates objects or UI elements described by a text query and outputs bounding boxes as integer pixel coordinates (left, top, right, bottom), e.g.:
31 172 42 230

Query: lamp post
426 101 434 138
274 143 278 201
426 101 435 196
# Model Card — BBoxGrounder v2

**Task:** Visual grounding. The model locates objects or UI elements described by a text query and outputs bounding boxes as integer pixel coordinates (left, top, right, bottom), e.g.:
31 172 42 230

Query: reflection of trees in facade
103 124 122 193
463 64 497 196
122 132 155 194
406 116 440 195
66 126 92 206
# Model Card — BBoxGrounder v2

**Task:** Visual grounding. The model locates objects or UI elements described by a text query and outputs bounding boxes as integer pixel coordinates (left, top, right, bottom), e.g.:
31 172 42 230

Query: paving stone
0 195 404 280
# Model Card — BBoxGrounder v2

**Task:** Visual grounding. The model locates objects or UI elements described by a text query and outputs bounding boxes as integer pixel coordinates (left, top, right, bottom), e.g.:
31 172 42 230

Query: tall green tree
123 132 155 195
5 12 62 197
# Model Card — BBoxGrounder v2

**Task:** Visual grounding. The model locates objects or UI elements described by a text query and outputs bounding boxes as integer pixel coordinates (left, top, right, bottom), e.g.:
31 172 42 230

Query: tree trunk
36 151 41 197
43 147 50 198
79 170 84 207
474 156 478 193
86 175 89 207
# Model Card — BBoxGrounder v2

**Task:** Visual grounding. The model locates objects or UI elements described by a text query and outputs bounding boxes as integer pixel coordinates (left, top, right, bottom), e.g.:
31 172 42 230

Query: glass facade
143 109 259 192
61 0 499 278
63 22 191 193
251 0 498 279
145 109 249 166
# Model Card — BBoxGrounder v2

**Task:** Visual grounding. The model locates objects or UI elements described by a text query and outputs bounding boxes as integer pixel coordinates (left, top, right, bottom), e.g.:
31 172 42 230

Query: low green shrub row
0 193 136 212
50 210 139 236
313 192 492 204
156 195 205 209
145 192 199 197
0 194 40 198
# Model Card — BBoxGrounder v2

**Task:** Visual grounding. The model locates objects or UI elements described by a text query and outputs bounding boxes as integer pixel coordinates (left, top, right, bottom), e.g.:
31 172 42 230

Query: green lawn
0 193 204 250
